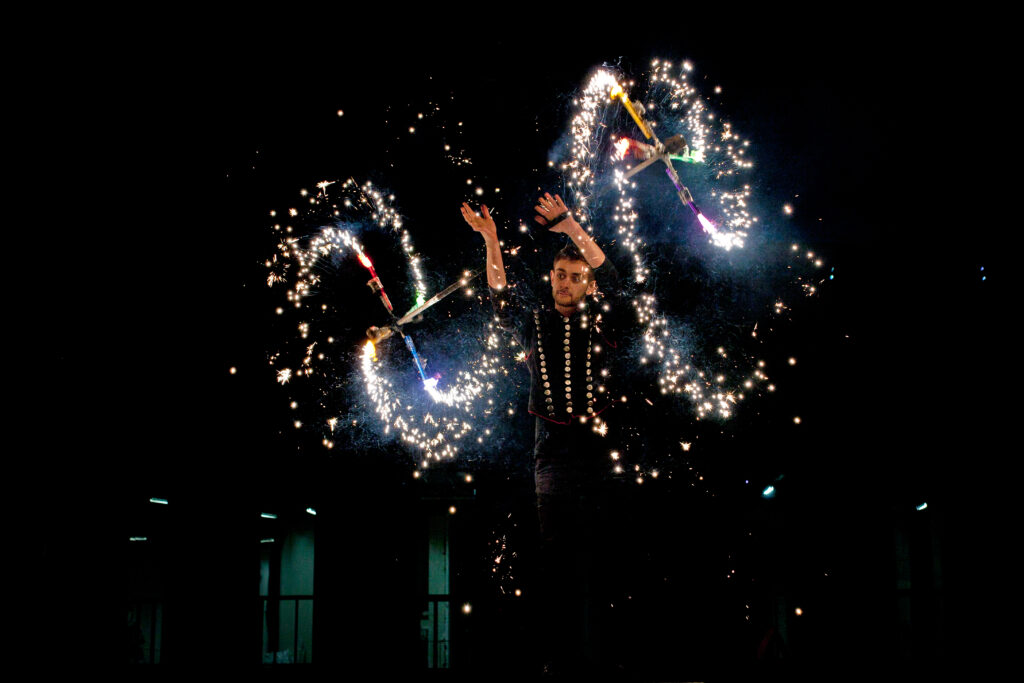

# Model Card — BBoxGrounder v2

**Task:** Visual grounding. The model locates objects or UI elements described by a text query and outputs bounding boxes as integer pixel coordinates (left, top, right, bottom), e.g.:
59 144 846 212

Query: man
461 192 622 675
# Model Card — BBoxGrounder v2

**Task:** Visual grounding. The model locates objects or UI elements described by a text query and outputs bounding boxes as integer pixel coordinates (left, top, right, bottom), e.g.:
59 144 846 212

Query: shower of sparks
561 61 826 421
261 58 829 482
267 178 510 468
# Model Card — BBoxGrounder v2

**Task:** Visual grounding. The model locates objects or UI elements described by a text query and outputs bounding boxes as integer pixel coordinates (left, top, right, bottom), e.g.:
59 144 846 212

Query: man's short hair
552 244 598 288
553 244 587 268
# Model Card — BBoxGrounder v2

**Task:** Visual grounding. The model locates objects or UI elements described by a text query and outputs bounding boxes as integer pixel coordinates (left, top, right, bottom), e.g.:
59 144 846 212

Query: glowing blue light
916 502 928 511
260 513 278 519
306 507 317 516
260 538 275 544
423 376 441 401
762 485 776 498
129 536 148 542
149 498 168 505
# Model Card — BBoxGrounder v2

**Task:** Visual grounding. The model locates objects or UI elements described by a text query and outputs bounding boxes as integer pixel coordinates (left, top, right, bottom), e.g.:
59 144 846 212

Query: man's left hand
534 193 576 234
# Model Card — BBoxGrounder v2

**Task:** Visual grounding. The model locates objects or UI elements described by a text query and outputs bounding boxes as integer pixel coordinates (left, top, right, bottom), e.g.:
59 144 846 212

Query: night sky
39 23 1004 674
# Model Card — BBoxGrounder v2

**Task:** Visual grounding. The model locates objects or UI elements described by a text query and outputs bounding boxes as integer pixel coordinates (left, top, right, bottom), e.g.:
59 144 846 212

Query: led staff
359 248 483 392
356 248 429 381
610 84 717 236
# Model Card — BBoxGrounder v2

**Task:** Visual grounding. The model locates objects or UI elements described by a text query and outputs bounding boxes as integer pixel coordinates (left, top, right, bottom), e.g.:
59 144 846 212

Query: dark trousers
533 418 610 672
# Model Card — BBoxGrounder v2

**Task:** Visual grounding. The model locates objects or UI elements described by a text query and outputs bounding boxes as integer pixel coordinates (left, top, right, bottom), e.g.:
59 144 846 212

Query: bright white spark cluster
266 179 510 467
563 61 826 421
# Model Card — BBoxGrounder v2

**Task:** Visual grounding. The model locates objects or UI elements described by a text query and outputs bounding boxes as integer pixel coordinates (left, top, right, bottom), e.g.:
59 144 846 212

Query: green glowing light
669 149 704 164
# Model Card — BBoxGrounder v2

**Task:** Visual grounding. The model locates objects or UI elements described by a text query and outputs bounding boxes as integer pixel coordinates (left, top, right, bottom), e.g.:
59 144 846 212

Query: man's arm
460 202 507 290
534 192 606 269
462 202 529 348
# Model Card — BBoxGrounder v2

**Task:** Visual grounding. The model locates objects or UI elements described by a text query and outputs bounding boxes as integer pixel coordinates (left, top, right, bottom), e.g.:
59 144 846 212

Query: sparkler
610 83 653 139
396 268 483 326
609 82 723 245
357 250 394 314
262 58 828 481
267 178 508 468
562 60 825 433
360 259 484 392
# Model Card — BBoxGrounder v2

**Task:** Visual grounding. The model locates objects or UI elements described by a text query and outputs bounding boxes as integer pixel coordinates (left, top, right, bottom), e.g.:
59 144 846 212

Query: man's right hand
461 202 498 243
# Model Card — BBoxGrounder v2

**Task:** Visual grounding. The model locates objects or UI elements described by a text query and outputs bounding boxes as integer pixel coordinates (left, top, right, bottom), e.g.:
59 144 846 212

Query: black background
33 18 1006 676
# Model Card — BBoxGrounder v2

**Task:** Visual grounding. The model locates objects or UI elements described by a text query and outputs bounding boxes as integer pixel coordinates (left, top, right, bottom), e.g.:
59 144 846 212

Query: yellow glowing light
229 367 237 374
795 607 803 616
449 506 457 515
610 84 653 139
462 603 471 614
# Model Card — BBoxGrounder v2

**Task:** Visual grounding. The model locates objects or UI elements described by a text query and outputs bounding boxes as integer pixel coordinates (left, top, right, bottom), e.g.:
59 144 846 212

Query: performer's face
550 258 596 311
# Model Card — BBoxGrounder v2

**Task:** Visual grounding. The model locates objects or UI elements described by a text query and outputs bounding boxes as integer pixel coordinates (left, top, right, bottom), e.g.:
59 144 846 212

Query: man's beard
554 290 584 307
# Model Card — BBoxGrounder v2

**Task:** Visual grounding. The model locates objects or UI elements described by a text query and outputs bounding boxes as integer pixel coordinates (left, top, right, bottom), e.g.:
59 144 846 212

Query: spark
564 64 774 420
268 179 502 467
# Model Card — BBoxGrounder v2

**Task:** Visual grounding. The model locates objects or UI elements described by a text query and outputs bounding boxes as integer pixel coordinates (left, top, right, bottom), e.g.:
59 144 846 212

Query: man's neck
554 303 578 317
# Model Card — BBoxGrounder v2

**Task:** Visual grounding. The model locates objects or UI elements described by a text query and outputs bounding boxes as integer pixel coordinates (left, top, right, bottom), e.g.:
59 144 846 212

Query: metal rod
397 268 483 326
622 154 661 179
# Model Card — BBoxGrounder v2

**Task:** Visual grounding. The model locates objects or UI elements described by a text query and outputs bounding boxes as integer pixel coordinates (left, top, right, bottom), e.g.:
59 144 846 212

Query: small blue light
980 266 985 271
260 512 278 519
981 276 986 281
829 274 834 280
149 498 168 505
306 507 317 516
762 485 776 499
916 502 928 511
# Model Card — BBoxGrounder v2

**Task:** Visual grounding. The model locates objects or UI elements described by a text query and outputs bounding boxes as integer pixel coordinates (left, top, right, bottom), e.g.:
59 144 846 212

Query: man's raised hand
533 192 573 234
461 202 498 242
